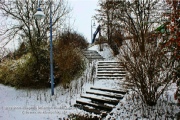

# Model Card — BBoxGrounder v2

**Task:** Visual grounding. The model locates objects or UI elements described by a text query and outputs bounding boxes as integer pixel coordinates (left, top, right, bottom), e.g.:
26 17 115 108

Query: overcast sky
2 0 99 49
69 0 99 43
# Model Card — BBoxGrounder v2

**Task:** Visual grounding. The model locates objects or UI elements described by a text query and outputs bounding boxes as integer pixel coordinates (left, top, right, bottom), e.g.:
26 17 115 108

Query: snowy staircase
83 50 104 62
76 51 127 117
74 87 127 117
96 61 126 79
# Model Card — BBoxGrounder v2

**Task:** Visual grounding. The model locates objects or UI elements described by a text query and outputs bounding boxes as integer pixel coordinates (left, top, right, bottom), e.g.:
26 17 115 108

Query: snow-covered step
83 50 104 62
97 66 124 69
87 89 125 96
97 74 125 76
98 61 122 63
81 94 119 105
86 56 104 59
96 61 126 79
90 87 127 94
98 63 123 66
97 71 126 74
86 90 123 99
98 63 124 68
97 74 125 77
75 87 127 117
76 98 113 111
97 67 125 70
81 105 104 115
97 77 124 79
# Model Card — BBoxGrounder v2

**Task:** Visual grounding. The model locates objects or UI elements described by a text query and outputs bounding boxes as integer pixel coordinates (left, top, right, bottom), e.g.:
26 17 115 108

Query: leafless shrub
119 41 174 106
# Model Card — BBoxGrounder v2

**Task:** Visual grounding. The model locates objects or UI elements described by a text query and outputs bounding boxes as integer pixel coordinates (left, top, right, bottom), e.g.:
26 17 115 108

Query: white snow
0 77 124 119
0 44 180 119
89 43 114 60
87 89 124 96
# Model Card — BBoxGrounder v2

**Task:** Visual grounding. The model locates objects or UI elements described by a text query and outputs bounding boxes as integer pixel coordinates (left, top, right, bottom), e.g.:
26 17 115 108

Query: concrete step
81 94 119 105
83 50 104 62
90 87 127 94
75 87 127 117
86 90 123 99
76 98 114 111
97 69 124 72
97 77 124 79
86 56 104 59
98 61 122 63
97 71 126 74
96 61 126 79
97 74 125 77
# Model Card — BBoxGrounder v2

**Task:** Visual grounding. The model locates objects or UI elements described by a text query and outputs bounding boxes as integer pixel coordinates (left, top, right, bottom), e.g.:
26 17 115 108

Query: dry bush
59 30 88 49
119 41 174 106
0 54 38 88
54 31 87 88
0 52 50 88
13 42 28 59
0 30 87 88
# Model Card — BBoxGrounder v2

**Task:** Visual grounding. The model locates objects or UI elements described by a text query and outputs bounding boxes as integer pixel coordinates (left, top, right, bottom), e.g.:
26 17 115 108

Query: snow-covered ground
0 79 179 120
89 43 115 60
106 83 180 120
0 75 125 119
0 44 179 120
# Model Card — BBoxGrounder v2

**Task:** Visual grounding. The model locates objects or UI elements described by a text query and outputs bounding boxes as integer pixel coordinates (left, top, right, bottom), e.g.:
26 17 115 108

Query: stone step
97 77 124 79
74 104 103 115
90 87 127 94
86 56 104 59
97 61 123 66
83 106 101 114
98 63 122 65
76 99 113 112
97 67 124 70
83 53 101 56
86 90 123 99
96 61 126 80
97 71 126 74
83 52 101 54
97 75 125 78
83 50 99 53
83 50 104 62
98 64 122 67
97 74 126 77
75 87 127 117
97 69 125 72
81 94 119 105
98 61 122 63
97 65 124 68
83 52 101 56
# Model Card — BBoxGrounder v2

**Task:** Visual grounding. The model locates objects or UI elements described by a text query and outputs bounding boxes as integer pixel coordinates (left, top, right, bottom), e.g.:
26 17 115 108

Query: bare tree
0 0 71 62
117 0 174 106
96 0 175 106
95 0 122 55
0 0 71 82
117 0 165 52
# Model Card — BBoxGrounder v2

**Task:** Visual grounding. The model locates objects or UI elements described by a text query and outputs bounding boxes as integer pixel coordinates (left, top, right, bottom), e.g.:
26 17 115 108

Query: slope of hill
0 44 179 120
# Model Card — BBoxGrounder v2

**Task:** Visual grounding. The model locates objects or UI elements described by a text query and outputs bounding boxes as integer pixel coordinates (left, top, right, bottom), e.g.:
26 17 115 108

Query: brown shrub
0 53 50 88
119 41 174 106
54 31 87 88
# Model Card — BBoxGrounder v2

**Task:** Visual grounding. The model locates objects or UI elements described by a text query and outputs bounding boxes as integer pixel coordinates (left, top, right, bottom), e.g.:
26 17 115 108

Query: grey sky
1 0 99 49
69 0 99 43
